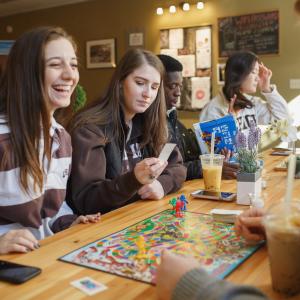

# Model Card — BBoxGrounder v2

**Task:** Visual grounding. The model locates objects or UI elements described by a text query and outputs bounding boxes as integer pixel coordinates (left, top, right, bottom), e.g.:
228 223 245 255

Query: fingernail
34 243 40 249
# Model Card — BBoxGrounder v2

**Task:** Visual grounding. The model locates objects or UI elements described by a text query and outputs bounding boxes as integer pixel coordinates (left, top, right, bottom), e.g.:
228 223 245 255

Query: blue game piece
179 194 188 211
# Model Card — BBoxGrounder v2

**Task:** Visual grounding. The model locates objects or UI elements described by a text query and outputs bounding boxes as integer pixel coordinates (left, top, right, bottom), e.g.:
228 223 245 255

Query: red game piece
175 200 183 217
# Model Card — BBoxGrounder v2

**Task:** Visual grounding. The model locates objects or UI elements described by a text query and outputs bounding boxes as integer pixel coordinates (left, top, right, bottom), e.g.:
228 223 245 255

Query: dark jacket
67 115 186 215
167 109 202 180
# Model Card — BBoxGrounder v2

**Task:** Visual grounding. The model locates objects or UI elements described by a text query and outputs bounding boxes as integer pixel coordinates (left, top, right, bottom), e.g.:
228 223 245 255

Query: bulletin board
218 11 279 57
160 26 212 111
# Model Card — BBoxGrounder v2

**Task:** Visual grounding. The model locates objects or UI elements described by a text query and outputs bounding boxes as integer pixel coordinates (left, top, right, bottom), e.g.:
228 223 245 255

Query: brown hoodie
66 116 187 215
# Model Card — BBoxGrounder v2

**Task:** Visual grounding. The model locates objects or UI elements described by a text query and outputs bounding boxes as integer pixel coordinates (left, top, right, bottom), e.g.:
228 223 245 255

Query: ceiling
0 0 93 17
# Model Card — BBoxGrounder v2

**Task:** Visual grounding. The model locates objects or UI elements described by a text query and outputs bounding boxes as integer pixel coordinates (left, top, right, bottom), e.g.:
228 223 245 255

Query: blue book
193 115 237 154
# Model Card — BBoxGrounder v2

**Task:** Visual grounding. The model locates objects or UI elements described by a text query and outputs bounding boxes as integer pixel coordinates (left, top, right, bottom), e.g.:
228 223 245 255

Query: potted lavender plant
236 123 262 205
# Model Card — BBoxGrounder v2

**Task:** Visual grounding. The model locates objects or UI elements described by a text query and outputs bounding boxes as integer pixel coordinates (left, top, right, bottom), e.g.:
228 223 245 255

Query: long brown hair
222 51 259 110
69 48 168 156
0 26 77 193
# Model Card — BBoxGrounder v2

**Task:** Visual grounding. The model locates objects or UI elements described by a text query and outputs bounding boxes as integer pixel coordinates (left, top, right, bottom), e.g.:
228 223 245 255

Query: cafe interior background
0 0 299 143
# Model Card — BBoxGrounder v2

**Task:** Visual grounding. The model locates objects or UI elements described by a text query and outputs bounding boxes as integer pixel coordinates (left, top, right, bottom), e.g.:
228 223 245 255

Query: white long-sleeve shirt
199 85 290 130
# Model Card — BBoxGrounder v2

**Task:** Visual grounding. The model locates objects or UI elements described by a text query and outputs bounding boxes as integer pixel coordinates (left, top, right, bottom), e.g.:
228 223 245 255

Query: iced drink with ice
200 154 224 191
264 202 300 296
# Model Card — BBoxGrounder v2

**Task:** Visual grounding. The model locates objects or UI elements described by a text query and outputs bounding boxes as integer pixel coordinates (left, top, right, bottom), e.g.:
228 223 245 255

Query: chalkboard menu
218 11 279 57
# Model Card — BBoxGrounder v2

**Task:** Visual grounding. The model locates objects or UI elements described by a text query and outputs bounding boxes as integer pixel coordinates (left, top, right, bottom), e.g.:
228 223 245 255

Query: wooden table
0 151 299 300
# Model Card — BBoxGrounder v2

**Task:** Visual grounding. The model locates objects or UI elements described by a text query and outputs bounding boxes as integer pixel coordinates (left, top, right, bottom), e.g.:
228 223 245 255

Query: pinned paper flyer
191 77 210 109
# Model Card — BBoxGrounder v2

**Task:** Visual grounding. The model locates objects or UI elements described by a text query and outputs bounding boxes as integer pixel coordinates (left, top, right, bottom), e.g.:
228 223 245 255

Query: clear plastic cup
264 201 300 296
200 154 224 191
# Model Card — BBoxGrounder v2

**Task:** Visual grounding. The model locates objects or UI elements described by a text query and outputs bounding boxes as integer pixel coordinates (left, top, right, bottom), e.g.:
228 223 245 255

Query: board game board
60 210 262 284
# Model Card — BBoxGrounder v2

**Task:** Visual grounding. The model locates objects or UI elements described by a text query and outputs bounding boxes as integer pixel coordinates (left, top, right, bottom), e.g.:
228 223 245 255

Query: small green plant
73 84 87 112
236 122 261 173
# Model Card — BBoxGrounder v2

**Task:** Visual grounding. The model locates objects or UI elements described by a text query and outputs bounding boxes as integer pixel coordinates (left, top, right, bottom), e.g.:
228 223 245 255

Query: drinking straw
285 154 296 203
210 131 215 165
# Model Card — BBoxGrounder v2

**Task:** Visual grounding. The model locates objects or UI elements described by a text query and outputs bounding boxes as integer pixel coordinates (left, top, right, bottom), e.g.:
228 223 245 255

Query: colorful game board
60 210 262 284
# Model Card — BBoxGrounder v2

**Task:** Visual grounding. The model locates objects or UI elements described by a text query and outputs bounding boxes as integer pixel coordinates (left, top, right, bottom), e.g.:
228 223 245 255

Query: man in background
158 54 238 180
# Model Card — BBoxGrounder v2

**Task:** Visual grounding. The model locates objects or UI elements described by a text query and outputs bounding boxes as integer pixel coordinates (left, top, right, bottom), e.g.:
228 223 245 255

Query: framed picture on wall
128 32 144 47
217 63 225 85
86 39 116 69
0 40 14 55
